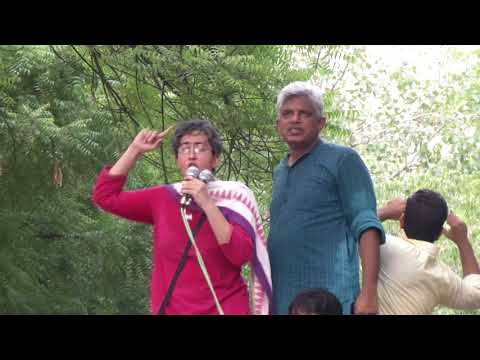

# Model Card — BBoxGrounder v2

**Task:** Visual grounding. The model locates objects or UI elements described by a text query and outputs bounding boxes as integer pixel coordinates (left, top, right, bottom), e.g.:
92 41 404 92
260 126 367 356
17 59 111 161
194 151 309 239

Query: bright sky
364 45 480 81
361 45 480 154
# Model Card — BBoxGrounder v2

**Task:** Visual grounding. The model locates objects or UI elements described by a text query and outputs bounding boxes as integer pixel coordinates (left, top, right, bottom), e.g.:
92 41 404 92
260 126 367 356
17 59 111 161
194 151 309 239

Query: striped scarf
172 180 272 315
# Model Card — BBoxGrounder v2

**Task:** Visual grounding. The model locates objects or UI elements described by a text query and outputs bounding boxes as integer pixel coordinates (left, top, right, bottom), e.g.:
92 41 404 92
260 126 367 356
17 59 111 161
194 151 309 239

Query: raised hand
442 211 469 245
378 198 406 222
109 125 175 177
130 125 175 155
443 211 480 277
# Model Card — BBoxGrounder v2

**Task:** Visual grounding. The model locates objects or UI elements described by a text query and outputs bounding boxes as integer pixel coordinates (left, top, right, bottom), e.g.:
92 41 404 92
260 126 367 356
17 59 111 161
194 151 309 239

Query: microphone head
198 169 214 183
185 165 200 178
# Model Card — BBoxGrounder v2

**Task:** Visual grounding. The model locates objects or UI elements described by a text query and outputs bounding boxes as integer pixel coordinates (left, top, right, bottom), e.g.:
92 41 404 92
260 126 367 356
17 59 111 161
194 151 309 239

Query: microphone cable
180 206 224 315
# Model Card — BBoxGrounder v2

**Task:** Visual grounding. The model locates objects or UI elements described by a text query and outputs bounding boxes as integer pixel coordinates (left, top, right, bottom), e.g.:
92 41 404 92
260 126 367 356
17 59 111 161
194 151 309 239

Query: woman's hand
130 126 175 155
181 176 214 210
109 125 174 177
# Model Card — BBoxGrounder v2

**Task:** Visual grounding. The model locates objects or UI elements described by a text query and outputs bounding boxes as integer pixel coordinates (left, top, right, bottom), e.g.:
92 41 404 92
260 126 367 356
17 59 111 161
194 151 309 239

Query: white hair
276 81 324 118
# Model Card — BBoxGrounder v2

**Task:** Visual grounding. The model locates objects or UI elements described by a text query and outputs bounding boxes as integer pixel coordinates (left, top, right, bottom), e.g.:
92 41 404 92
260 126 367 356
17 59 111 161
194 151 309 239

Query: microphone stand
180 204 224 315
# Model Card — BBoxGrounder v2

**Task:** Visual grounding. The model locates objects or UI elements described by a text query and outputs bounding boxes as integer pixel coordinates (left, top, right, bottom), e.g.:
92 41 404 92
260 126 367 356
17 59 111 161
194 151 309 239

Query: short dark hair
404 189 448 243
288 288 343 315
172 119 223 157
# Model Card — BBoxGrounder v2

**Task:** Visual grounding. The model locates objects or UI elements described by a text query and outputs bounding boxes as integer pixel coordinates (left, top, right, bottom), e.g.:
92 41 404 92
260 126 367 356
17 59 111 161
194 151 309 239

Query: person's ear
399 213 405 229
213 155 220 170
319 117 326 131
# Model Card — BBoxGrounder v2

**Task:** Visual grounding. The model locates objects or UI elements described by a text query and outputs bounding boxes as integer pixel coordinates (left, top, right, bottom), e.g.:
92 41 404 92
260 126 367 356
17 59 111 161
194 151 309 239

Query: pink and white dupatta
172 180 272 315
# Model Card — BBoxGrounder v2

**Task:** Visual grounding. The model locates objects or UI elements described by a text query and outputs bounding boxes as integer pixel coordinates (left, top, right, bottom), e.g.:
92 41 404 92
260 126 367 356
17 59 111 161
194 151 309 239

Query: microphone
180 168 215 208
198 169 214 184
181 166 200 208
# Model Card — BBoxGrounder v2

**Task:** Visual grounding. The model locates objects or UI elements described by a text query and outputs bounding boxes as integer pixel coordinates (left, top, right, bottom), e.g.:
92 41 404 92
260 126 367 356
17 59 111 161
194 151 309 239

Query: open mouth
287 128 303 135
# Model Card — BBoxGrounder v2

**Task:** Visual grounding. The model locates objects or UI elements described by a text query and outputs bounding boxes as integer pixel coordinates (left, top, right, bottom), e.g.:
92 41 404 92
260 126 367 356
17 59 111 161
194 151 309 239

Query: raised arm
439 212 480 309
92 126 174 224
109 126 174 176
378 198 406 222
443 212 480 277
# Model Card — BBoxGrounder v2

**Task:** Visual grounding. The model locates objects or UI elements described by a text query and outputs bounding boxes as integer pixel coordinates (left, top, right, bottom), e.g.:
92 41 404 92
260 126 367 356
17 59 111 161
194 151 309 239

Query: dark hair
404 189 448 243
288 288 343 315
172 119 223 157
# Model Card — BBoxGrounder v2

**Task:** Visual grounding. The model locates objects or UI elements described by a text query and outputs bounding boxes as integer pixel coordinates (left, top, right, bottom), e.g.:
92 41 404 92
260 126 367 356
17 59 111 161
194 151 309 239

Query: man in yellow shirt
377 189 480 314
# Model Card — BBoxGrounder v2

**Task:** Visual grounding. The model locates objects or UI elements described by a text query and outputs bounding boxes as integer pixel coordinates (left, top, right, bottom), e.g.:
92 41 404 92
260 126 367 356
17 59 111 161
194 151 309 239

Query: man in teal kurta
268 81 385 315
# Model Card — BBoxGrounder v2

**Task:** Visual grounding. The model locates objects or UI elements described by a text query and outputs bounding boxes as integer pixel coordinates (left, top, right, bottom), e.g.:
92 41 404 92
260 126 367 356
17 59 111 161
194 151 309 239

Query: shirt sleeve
219 223 254 268
91 166 156 224
337 150 386 244
439 267 480 309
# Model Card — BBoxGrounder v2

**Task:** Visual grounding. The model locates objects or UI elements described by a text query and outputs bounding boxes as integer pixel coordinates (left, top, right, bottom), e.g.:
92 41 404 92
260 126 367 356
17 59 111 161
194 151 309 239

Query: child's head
288 288 343 315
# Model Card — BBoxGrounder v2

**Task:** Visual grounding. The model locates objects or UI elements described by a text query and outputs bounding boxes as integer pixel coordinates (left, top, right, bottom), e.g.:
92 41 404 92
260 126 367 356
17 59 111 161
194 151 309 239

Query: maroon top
92 167 254 314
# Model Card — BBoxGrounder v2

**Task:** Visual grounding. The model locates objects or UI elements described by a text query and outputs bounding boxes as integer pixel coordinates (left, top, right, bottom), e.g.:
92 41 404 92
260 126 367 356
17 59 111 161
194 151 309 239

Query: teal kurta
267 140 385 314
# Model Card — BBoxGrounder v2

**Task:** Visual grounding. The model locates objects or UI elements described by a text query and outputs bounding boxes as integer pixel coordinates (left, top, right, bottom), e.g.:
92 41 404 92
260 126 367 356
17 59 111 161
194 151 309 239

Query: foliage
0 45 150 313
3 44 478 315
0 45 328 313
316 45 480 315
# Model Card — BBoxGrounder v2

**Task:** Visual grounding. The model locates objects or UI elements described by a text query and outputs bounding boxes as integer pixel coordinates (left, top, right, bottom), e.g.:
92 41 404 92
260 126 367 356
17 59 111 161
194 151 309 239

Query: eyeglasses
178 143 212 155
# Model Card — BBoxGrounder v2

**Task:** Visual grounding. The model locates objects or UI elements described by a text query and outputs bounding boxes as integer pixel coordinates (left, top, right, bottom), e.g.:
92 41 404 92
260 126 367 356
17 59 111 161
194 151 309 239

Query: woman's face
176 131 219 177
